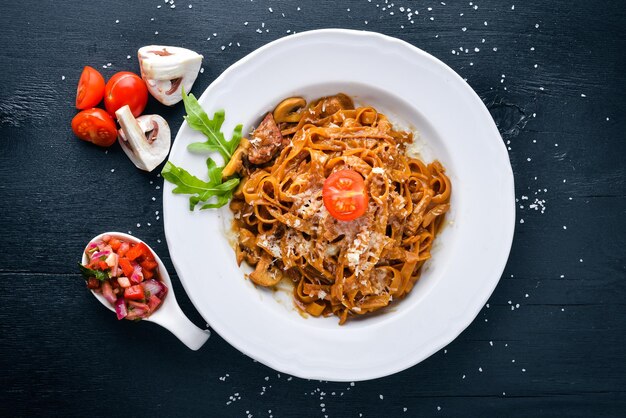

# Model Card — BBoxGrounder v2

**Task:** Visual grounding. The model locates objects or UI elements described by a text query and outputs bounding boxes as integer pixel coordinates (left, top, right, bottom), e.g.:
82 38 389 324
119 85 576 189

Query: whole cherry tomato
76 66 105 109
322 169 369 221
71 108 118 147
104 71 148 117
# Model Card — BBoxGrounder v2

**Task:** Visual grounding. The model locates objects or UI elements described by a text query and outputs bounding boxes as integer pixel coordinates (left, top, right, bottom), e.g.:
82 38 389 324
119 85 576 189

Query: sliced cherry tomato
118 258 134 278
104 71 148 117
76 66 105 109
124 285 145 301
322 169 369 221
71 108 117 147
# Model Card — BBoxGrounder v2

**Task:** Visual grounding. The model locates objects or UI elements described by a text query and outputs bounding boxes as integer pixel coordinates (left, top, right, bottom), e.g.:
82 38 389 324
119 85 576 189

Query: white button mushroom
138 45 203 106
116 105 171 172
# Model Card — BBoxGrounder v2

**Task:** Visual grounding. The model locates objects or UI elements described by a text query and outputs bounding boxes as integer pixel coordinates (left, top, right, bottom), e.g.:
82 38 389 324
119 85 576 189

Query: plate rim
163 28 516 381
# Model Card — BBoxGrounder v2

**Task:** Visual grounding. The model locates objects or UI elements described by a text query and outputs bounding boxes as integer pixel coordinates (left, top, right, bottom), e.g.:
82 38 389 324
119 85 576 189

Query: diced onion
114 297 127 320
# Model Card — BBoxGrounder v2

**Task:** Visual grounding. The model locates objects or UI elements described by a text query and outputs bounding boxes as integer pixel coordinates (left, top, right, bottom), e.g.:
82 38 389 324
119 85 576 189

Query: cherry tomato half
76 66 105 109
71 108 118 147
104 71 148 118
322 169 369 221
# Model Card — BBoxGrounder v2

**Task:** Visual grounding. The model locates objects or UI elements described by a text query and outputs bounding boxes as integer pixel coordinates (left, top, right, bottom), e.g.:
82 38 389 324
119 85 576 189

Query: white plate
163 29 515 381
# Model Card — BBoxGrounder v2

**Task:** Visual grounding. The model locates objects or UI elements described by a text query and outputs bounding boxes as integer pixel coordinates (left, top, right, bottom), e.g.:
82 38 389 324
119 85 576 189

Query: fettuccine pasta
228 94 451 324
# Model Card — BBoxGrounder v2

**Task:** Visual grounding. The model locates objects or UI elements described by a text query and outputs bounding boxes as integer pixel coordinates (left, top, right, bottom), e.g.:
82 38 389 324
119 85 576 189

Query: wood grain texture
1 0 625 417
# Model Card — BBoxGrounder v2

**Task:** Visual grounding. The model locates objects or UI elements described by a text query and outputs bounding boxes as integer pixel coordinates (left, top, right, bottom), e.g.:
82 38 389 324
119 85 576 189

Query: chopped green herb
78 263 109 282
161 158 240 210
182 90 242 162
163 92 244 211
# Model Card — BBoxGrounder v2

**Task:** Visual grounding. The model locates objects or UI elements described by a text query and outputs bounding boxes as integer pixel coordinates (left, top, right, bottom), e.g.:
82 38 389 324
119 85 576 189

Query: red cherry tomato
76 66 105 109
104 71 148 117
71 108 118 147
322 169 369 221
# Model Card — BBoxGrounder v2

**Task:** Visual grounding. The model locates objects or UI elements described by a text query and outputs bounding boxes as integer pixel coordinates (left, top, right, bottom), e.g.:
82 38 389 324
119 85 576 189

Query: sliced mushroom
249 254 282 287
116 105 171 172
273 97 307 123
222 138 250 179
138 45 203 106
310 93 354 116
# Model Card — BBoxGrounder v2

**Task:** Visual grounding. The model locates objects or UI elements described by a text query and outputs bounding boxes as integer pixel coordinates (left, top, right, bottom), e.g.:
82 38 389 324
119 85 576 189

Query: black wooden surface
1 1 625 417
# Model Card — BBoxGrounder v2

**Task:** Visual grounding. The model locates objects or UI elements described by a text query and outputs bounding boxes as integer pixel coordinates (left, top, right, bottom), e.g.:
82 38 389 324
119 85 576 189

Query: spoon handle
150 302 210 350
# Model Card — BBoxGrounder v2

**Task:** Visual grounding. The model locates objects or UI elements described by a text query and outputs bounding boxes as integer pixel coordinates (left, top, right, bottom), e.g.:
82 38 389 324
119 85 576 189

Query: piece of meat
248 113 285 164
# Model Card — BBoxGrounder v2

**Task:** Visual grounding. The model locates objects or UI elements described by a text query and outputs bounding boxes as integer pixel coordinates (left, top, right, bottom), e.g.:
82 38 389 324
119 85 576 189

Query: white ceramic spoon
82 232 210 350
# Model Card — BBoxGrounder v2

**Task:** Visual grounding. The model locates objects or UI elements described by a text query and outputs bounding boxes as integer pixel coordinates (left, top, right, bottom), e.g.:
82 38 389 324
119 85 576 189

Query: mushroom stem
116 106 171 172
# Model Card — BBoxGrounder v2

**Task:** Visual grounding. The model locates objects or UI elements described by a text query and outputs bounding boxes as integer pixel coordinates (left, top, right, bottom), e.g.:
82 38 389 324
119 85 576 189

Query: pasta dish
225 94 451 324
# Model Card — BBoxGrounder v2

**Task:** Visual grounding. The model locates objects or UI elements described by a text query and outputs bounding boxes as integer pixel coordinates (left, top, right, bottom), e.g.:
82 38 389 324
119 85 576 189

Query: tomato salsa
80 235 167 320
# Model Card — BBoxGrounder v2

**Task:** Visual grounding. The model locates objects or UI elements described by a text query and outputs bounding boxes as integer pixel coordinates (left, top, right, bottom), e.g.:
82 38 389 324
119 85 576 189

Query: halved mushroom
273 97 307 123
222 138 250 179
138 45 203 106
116 105 171 172
249 254 282 287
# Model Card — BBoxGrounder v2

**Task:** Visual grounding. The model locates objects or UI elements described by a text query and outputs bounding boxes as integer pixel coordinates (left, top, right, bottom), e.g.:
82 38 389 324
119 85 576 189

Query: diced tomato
140 245 155 261
117 242 130 257
125 244 142 261
140 259 158 271
143 269 154 280
87 278 100 289
124 285 145 300
126 242 152 261
117 276 131 288
118 257 134 277
147 295 162 312
109 238 121 251
98 261 109 270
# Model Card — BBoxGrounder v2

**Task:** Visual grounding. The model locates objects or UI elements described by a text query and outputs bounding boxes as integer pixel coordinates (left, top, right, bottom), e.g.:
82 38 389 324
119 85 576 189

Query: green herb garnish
78 263 109 282
162 90 243 210
182 90 242 162
162 158 240 210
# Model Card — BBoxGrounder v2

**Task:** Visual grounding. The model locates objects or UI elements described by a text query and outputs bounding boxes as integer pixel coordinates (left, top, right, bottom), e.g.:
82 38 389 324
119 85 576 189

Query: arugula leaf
182 89 243 162
78 263 109 282
161 159 240 210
